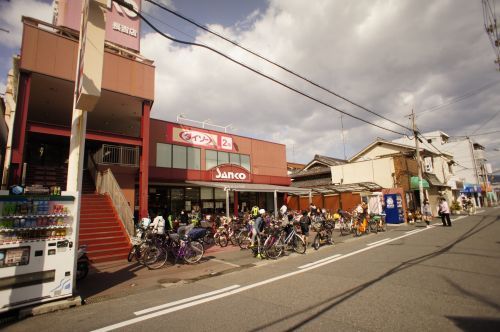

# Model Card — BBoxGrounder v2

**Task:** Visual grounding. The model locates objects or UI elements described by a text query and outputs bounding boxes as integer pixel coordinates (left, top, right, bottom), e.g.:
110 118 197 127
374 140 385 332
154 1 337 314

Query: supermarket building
0 1 309 262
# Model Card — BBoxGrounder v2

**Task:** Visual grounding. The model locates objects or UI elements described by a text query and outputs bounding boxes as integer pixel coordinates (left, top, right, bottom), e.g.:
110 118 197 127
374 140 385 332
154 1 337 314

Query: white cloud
140 0 500 170
0 0 53 48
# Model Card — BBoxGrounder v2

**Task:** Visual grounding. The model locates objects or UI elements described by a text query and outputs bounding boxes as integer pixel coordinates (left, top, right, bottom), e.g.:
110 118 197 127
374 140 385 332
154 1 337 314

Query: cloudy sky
1 0 499 172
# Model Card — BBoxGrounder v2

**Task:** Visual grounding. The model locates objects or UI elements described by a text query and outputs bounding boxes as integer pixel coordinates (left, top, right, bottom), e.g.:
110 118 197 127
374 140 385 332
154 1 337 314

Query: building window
156 143 172 168
172 145 187 169
187 147 201 170
206 150 218 170
241 155 250 171
218 152 229 165
230 153 240 165
205 150 251 171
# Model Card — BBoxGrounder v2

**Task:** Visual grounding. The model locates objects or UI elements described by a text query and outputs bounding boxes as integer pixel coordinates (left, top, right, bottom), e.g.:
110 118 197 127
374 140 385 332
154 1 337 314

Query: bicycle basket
311 222 322 232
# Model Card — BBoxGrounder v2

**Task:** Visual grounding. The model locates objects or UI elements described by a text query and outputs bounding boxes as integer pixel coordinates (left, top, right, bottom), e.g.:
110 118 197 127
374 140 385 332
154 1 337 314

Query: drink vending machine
0 190 78 312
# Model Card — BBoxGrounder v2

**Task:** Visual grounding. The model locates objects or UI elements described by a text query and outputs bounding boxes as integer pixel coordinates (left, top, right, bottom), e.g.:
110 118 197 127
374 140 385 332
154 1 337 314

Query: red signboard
210 164 251 182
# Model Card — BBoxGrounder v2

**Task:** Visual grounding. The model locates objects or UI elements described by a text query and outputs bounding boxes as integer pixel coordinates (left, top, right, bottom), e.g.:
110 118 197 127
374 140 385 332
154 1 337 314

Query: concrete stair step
79 226 121 235
79 236 129 246
80 222 120 229
84 241 130 252
80 230 123 240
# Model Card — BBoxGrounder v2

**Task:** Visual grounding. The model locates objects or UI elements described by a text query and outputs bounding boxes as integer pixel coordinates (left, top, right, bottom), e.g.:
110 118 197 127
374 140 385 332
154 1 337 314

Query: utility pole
340 114 347 160
411 109 424 216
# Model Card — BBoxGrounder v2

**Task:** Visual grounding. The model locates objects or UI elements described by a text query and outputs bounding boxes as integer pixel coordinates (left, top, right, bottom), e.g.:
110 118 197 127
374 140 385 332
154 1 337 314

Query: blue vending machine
384 194 404 224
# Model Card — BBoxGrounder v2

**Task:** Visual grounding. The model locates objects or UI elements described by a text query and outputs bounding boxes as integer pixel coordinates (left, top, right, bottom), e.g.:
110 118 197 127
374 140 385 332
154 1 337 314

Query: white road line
92 225 434 332
405 229 421 235
134 285 240 316
298 254 342 269
367 238 392 246
211 259 241 268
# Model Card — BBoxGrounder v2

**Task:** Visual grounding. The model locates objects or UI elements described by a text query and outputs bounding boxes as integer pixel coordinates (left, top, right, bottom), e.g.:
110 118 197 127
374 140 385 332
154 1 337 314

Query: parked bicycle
312 219 334 250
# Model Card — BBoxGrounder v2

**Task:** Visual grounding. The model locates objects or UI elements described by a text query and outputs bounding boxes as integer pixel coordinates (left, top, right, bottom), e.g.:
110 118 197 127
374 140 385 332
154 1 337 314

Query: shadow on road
446 316 500 332
249 215 498 332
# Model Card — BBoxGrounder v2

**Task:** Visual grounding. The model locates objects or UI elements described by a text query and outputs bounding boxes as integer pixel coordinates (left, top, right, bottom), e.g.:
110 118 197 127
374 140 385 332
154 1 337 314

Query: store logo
215 167 247 180
211 164 250 182
111 0 139 18
179 130 216 146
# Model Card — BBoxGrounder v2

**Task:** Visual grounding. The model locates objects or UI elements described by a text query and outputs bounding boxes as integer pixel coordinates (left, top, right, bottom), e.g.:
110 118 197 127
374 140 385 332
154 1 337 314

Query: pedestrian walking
422 199 432 227
438 198 452 227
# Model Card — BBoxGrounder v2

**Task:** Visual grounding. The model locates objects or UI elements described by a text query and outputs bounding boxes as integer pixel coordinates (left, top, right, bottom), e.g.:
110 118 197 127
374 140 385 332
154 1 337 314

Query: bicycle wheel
204 231 215 246
238 230 251 249
264 236 282 259
312 234 320 250
218 234 228 247
144 246 168 270
183 240 204 264
127 245 138 262
369 221 378 234
292 234 306 254
326 229 334 244
340 224 349 236
354 225 362 237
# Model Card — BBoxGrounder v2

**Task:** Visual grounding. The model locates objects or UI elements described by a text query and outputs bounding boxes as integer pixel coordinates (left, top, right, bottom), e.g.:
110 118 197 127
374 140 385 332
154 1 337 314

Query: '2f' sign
110 0 139 18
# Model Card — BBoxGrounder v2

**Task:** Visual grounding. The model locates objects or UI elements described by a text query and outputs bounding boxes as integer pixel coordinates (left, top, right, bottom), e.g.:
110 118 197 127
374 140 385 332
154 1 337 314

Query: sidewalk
76 244 250 304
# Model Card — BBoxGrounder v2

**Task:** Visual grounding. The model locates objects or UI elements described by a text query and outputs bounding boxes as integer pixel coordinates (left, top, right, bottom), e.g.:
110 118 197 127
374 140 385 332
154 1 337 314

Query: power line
417 81 500 115
116 1 407 136
143 0 413 133
470 109 500 135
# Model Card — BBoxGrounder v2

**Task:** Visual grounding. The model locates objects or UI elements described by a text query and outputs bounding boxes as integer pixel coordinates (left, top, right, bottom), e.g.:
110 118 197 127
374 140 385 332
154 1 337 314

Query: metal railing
96 168 134 238
94 144 139 167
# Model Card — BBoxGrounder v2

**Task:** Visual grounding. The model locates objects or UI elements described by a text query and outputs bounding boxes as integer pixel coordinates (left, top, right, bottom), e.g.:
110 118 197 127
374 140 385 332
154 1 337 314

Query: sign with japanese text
168 124 235 152
54 0 141 52
210 164 251 183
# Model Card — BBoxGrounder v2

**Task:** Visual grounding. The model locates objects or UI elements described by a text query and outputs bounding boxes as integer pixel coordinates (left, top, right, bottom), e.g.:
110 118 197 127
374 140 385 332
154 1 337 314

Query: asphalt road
4 208 500 331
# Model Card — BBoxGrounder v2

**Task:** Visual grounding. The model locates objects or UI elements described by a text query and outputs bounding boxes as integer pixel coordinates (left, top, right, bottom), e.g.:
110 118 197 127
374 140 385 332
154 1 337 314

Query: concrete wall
331 157 395 188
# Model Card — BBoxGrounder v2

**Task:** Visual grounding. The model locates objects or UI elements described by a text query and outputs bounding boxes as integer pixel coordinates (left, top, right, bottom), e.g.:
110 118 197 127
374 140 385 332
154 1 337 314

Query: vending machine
0 190 78 312
384 193 405 224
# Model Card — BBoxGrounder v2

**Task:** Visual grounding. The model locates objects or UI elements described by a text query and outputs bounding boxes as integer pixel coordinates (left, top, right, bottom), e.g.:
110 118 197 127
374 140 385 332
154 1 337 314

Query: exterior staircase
78 194 131 263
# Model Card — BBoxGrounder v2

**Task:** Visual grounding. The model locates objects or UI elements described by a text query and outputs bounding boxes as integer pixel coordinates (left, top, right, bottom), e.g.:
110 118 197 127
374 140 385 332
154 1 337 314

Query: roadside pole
411 109 424 217
67 0 106 291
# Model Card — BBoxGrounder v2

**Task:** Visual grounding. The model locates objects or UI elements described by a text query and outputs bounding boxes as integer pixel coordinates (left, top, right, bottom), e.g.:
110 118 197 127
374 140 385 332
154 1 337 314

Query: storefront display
0 192 77 312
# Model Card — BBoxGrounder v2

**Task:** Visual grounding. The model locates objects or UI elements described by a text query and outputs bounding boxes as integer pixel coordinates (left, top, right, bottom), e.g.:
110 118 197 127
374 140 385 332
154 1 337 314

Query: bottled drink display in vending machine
0 191 78 312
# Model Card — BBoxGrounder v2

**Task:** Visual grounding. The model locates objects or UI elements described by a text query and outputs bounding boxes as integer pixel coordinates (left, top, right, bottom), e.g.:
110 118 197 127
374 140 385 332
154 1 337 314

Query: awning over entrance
308 182 383 194
186 181 312 218
410 176 430 190
185 181 312 195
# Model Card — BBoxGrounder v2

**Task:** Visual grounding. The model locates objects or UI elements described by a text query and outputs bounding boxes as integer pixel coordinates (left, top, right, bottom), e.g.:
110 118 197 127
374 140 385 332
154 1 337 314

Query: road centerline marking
134 284 240 316
298 254 342 269
367 238 392 246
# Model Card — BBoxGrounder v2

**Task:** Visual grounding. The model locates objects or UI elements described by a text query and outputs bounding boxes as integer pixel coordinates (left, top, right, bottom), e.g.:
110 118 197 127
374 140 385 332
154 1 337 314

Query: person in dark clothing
180 209 189 225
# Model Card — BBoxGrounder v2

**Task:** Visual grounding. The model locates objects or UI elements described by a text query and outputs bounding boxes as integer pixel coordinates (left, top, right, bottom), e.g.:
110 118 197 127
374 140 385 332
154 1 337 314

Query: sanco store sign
211 165 251 182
